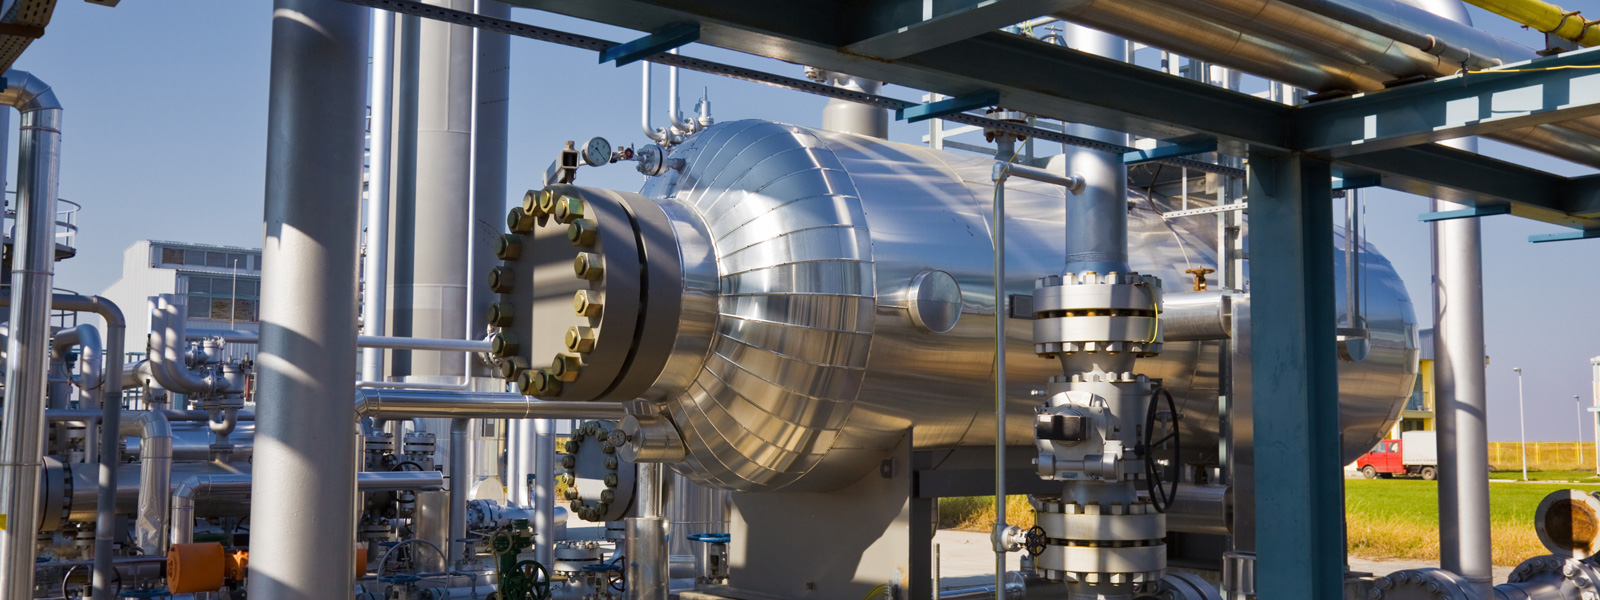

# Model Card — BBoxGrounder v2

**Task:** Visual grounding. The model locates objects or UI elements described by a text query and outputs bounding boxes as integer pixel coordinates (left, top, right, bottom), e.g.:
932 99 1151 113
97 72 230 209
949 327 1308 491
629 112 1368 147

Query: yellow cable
863 583 888 600
1147 284 1161 345
1467 64 1600 74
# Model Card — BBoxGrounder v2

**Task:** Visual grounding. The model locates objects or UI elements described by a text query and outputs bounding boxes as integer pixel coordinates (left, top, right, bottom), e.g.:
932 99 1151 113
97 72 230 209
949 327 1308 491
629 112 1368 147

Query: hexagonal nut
603 456 618 470
506 206 536 234
573 290 603 317
490 332 519 357
488 302 515 327
497 357 527 380
551 353 584 382
495 234 523 260
538 189 561 215
600 489 615 504
573 252 605 280
563 440 579 454
515 369 538 395
560 453 577 469
554 196 584 224
565 326 596 352
487 266 515 293
567 218 598 247
523 189 550 216
603 473 618 487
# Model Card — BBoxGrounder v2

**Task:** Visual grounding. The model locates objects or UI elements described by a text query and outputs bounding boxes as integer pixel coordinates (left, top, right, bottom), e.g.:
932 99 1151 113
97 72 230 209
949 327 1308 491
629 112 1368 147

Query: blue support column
1246 152 1344 600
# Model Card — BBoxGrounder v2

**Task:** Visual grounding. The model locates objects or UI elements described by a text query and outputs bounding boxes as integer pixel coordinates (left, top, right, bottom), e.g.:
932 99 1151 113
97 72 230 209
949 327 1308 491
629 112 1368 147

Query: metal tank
490 119 1417 493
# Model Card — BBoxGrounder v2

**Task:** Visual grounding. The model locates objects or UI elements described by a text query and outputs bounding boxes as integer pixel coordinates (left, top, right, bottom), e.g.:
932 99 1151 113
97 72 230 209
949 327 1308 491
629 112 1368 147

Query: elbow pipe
170 471 444 546
147 295 213 394
52 324 104 393
352 388 627 420
641 62 669 143
665 49 698 136
120 411 172 558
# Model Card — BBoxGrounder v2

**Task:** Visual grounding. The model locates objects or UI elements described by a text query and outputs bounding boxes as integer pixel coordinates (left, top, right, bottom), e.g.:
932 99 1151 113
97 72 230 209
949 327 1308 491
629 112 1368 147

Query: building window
184 274 261 323
159 246 257 271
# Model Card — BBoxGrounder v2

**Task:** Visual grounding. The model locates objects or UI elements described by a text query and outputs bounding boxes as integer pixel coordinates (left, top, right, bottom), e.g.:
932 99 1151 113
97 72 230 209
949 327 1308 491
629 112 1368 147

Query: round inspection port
1536 489 1600 558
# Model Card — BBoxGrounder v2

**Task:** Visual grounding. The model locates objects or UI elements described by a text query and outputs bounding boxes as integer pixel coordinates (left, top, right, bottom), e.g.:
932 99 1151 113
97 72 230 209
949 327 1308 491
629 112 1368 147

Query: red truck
1355 431 1438 480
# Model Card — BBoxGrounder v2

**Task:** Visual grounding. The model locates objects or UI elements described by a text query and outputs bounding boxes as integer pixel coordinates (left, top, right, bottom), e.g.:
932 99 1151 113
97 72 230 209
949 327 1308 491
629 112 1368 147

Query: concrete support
1246 152 1342 600
248 2 368 599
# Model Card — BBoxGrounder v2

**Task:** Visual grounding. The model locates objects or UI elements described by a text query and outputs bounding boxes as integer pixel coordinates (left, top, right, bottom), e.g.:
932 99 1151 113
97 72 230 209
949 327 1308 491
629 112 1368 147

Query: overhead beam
1293 46 1600 156
1122 139 1217 165
846 0 1079 60
1418 204 1511 222
598 23 699 66
1334 144 1600 230
896 90 998 123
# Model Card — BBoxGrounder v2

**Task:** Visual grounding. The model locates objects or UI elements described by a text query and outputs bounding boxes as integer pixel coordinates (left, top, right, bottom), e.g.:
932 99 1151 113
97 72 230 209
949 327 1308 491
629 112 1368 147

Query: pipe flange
1368 568 1476 600
1136 570 1221 600
1031 272 1164 358
1536 490 1600 558
560 420 634 523
1508 554 1600 592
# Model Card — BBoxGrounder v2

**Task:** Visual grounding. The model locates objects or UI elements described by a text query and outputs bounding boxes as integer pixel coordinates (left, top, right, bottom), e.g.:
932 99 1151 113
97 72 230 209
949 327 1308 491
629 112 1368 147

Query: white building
98 240 262 362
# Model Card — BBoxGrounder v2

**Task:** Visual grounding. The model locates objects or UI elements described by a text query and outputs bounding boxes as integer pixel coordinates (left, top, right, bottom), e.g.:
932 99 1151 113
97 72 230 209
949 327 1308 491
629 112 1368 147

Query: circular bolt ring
495 235 523 260
574 253 604 280
506 206 535 234
567 219 598 247
487 267 515 293
565 326 596 353
573 290 602 317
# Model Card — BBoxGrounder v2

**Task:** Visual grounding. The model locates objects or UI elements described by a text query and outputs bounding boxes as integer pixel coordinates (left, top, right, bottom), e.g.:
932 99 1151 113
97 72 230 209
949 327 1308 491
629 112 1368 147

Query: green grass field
1488 470 1600 483
938 478 1600 566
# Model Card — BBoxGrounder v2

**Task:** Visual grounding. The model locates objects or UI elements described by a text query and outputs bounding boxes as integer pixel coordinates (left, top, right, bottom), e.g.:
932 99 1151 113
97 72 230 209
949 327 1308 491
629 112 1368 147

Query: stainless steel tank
492 119 1417 493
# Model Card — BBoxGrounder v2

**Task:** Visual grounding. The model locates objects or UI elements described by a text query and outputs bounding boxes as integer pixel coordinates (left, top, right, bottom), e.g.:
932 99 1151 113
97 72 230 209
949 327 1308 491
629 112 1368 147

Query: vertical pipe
248 3 367 600
0 70 60 600
989 160 1010 597
362 9 396 383
1060 25 1130 274
820 72 888 139
449 418 471 565
534 418 555 570
87 297 125 600
1412 2 1491 594
471 0 509 374
628 462 667 600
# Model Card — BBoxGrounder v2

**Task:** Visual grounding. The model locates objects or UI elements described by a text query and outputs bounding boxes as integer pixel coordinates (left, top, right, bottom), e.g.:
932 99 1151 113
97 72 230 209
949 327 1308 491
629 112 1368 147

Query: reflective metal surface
514 120 1416 492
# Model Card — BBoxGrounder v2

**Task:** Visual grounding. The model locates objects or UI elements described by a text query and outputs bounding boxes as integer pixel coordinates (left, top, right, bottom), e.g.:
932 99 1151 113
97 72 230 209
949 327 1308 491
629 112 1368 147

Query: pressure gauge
581 137 612 167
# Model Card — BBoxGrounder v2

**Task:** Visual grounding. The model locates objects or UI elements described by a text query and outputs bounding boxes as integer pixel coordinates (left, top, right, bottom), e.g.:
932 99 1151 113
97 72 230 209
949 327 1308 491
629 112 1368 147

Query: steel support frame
1246 152 1344 600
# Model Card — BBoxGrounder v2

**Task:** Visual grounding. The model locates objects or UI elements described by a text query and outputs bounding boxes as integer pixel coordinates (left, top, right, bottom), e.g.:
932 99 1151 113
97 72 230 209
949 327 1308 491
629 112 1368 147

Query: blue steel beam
1247 152 1344 600
1122 139 1218 165
1332 174 1381 191
598 23 699 66
1292 46 1600 156
896 90 999 123
846 0 1084 60
1418 204 1512 222
1334 144 1600 230
1529 229 1600 243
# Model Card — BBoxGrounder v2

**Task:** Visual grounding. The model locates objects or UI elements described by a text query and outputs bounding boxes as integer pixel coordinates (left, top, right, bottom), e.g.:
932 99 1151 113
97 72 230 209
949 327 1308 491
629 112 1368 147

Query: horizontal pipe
46 409 255 424
1000 162 1085 193
180 327 490 353
1166 483 1232 535
1162 291 1233 342
171 471 444 545
1462 0 1600 47
353 389 627 420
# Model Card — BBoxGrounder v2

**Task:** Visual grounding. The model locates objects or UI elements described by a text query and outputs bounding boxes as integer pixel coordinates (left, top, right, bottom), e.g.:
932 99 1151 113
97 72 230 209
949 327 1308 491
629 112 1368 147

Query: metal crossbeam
1332 175 1381 190
598 23 699 66
1162 203 1247 219
1418 204 1511 222
896 91 999 123
846 0 1079 60
1530 229 1600 243
1123 139 1218 165
1292 46 1600 156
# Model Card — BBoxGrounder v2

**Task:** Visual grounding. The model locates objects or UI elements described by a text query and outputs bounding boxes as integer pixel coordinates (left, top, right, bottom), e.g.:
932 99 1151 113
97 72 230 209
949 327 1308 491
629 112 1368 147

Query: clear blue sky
16 1 1599 444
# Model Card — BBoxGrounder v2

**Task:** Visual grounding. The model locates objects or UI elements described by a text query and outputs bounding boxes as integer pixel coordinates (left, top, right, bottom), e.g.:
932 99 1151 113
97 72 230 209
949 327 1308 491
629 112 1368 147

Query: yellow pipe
1463 0 1600 47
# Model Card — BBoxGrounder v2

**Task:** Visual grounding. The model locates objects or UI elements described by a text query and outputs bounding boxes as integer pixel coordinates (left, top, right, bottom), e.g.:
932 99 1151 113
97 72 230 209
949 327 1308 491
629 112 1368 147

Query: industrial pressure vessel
492 120 1418 493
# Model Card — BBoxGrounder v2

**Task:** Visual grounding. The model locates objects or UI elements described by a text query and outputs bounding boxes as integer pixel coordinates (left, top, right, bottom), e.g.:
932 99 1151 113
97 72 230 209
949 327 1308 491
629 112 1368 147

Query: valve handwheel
1024 526 1048 557
1140 384 1182 513
514 560 551 600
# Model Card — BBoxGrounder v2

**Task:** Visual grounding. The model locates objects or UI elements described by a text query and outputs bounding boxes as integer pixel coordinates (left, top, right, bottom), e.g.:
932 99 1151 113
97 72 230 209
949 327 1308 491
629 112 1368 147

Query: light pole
1515 367 1528 481
1579 395 1586 469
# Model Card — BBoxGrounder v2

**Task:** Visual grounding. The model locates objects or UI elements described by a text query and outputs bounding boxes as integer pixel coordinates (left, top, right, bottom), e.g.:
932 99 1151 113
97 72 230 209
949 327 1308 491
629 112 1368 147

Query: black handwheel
1141 385 1181 513
514 559 552 600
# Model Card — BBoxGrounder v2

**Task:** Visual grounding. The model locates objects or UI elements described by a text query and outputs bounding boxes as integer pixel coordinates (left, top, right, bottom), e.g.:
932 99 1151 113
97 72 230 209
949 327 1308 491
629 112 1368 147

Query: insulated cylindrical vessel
492 120 1418 493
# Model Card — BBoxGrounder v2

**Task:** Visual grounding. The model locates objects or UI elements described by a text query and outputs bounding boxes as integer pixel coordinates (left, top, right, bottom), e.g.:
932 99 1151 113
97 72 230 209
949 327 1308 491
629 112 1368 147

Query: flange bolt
573 290 602 317
488 302 515 327
506 206 535 234
567 219 598 247
574 253 604 280
495 235 523 260
488 266 515 293
565 326 596 353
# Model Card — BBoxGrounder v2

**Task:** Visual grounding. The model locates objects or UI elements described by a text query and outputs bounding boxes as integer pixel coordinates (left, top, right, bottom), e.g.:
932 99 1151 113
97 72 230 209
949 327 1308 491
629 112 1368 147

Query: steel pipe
180 326 492 353
0 68 62 600
249 3 368 599
627 463 668 600
1162 291 1233 342
448 418 470 565
121 411 172 557
1166 483 1232 535
172 471 443 545
148 295 216 394
818 71 888 139
363 7 397 383
51 324 104 394
353 388 627 419
1463 0 1600 47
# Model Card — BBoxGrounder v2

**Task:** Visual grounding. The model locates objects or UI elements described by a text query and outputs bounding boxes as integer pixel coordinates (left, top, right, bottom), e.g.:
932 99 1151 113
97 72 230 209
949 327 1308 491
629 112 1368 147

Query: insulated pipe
534 418 556 571
819 71 889 139
641 62 668 143
1462 0 1600 47
363 7 397 383
353 388 627 419
1415 0 1492 595
448 419 470 565
628 462 668 600
148 295 213 393
1060 25 1131 276
249 3 368 600
472 0 510 379
51 324 104 394
120 411 172 557
0 68 62 600
171 471 444 546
